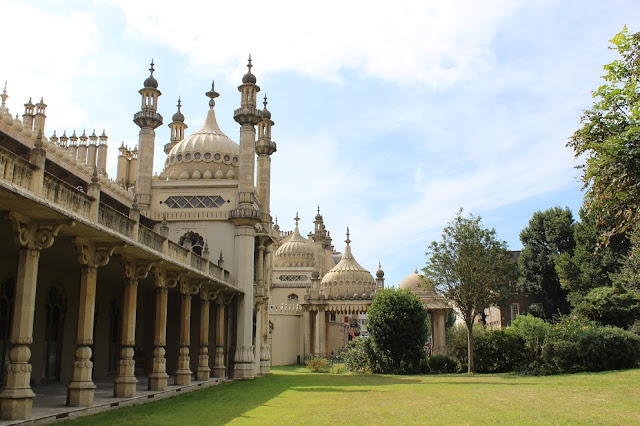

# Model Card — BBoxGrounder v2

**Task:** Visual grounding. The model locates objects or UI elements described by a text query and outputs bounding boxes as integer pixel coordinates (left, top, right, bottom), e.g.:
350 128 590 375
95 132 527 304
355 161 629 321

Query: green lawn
66 367 640 425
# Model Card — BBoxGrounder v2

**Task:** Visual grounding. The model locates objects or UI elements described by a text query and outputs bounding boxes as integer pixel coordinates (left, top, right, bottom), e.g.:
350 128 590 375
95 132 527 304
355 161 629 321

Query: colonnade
0 214 234 421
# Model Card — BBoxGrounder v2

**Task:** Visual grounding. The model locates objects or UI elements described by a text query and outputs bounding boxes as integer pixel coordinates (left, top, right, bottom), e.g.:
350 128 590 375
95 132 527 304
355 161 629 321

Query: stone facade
0 59 276 420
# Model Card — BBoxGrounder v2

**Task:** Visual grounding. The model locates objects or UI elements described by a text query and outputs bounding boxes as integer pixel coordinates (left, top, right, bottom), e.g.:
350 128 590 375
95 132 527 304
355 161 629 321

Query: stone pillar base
212 365 226 378
174 370 192 386
148 373 169 391
114 376 138 398
260 360 271 375
0 391 35 421
67 382 96 407
196 367 210 381
230 362 255 380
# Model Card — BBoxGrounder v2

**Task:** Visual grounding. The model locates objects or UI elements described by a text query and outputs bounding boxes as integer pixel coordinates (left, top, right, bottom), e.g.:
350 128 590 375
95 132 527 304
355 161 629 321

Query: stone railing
191 254 207 273
0 146 33 192
98 204 135 238
43 173 92 218
139 226 165 252
168 241 190 264
270 303 302 314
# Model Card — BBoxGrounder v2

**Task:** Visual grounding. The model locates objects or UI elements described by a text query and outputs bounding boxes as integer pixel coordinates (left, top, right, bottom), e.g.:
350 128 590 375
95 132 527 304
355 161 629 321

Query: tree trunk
466 320 474 373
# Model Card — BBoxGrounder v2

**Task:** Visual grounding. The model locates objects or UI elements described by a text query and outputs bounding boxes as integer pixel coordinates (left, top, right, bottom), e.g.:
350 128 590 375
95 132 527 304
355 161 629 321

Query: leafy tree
367 288 428 374
575 282 640 329
423 209 517 373
555 207 630 306
567 27 640 239
518 207 574 318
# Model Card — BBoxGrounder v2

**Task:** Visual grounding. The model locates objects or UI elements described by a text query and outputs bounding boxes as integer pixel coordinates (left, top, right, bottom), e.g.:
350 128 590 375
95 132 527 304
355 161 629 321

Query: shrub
367 289 429 374
539 316 640 374
344 338 372 374
447 325 525 373
427 354 458 373
575 283 640 329
330 364 347 374
305 356 330 373
510 314 550 366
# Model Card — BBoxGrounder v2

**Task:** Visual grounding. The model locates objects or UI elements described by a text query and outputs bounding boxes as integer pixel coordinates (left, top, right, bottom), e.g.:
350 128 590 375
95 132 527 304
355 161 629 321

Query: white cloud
102 0 521 87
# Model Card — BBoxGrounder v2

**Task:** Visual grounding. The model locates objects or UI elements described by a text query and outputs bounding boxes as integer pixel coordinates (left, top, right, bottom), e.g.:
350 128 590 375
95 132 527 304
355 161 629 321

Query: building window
42 286 67 381
179 231 205 256
287 294 299 304
330 313 336 323
277 275 308 282
510 303 520 321
164 195 225 208
0 277 15 385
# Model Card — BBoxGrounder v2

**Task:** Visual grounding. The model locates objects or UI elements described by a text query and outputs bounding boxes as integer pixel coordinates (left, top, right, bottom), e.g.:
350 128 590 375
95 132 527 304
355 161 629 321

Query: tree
555 207 630 306
423 209 517 373
567 27 640 239
518 207 574 318
366 288 429 374
575 282 640 329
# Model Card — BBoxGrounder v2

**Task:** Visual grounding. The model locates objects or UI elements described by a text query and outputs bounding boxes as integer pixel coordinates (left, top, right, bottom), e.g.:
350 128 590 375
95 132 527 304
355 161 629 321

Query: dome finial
345 227 351 246
177 97 182 111
206 80 220 108
0 81 7 112
294 212 300 227
263 94 268 108
149 59 155 77
414 268 418 274
247 54 253 74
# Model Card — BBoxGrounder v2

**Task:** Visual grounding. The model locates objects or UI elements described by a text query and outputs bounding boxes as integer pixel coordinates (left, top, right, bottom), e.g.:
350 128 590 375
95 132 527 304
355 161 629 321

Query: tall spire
294 212 300 227
0 81 8 113
345 227 351 246
206 80 220 108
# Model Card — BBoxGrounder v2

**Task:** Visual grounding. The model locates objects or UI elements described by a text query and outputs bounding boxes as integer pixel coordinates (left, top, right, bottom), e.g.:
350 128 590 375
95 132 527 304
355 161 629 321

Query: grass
65 366 640 425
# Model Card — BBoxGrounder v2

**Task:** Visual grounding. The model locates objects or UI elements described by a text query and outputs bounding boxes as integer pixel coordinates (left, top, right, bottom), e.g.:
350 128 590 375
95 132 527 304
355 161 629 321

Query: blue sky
2 0 639 286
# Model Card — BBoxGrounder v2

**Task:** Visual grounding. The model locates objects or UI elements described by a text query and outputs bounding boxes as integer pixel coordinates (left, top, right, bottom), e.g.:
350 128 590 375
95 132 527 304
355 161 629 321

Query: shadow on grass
65 367 422 425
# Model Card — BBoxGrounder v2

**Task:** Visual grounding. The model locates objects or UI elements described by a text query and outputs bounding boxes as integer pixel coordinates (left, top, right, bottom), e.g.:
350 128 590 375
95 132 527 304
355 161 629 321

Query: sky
1 0 639 287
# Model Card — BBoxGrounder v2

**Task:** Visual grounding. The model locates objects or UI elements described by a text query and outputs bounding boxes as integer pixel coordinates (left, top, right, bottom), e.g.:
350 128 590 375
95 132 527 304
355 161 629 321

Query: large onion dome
274 217 315 267
161 83 239 181
321 228 375 300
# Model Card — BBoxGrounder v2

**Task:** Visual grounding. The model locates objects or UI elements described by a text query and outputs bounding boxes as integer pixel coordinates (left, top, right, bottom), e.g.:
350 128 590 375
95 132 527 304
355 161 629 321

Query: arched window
0 277 15 385
179 231 205 256
42 286 67 381
287 293 299 304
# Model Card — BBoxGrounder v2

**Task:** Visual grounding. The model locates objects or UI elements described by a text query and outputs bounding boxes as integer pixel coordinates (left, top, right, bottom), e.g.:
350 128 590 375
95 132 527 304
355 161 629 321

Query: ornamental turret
22 98 35 131
33 97 47 134
133 60 163 209
165 97 187 154
97 130 108 175
77 130 88 163
256 94 277 222
87 130 98 168
67 130 78 158
0 81 8 115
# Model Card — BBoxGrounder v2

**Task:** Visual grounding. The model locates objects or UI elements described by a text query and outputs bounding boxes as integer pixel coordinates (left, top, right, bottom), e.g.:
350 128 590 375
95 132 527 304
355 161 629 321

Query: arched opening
179 231 205 256
287 293 299 304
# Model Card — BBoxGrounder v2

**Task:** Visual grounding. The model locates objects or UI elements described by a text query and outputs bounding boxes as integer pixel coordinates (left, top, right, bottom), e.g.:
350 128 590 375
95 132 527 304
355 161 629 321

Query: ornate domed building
398 269 451 355
269 212 384 365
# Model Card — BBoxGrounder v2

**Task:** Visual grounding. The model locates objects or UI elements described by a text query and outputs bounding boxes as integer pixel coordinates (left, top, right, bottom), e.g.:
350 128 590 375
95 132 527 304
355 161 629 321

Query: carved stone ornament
9 211 70 250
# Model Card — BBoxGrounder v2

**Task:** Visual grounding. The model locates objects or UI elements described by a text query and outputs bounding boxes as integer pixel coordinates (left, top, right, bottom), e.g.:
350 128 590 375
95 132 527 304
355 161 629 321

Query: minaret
77 131 88 163
0 81 9 115
166 97 187 154
229 56 263 379
87 130 98 168
97 130 108 175
376 262 385 291
33 97 47 134
67 131 78 158
22 98 35 131
255 94 277 222
133 60 163 209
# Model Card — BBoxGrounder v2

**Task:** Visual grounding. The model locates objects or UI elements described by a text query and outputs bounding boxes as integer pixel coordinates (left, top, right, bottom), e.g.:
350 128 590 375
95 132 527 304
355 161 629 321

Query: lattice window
164 195 225 209
510 303 520 321
277 275 308 282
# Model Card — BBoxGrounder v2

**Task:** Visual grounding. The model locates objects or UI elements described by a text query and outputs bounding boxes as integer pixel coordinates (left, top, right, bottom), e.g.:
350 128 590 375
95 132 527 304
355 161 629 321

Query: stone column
212 295 230 378
318 308 326 358
259 299 271 375
432 309 447 355
253 300 262 375
302 307 311 360
148 269 177 391
196 289 217 381
175 282 200 385
67 240 113 406
114 259 150 398
0 216 61 421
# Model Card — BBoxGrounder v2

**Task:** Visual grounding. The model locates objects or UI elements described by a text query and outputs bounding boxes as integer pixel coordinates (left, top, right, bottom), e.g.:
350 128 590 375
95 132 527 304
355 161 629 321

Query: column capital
179 281 201 296
74 237 117 268
8 212 71 250
122 257 154 280
201 288 221 301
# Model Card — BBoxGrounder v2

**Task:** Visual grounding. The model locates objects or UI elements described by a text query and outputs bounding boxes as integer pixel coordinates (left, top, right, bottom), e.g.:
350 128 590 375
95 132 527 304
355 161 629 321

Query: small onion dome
399 269 434 295
261 94 271 119
144 60 159 89
274 224 315 267
242 55 257 84
315 205 323 221
376 262 384 279
172 98 185 122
